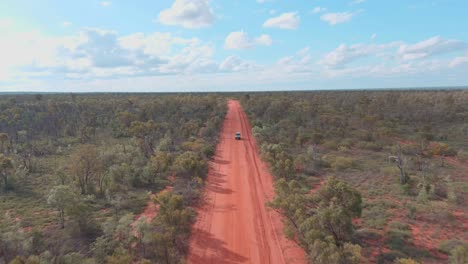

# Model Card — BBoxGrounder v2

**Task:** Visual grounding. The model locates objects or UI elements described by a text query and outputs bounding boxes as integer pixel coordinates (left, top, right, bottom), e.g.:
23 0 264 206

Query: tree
389 145 408 184
0 154 14 191
148 151 171 183
134 217 151 256
173 151 206 179
69 145 102 195
149 192 195 263
0 213 33 263
309 239 363 264
129 121 158 157
0 133 9 153
46 185 77 228
270 177 363 263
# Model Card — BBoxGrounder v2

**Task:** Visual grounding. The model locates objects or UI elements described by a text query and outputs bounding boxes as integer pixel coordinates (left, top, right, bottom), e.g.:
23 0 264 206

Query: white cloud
119 32 198 56
319 36 468 72
62 21 72 27
224 31 272 50
312 7 326 14
1 26 467 92
0 19 13 28
398 36 467 61
320 42 400 68
0 26 222 81
449 55 468 68
219 55 256 72
263 12 300 30
320 12 355 25
100 1 112 7
159 0 214 28
255 34 273 46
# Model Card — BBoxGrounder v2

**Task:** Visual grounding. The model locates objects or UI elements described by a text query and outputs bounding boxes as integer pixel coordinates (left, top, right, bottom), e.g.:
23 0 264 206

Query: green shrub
439 239 465 254
458 150 468 162
323 140 338 150
401 144 419 155
357 141 383 151
340 138 354 149
406 204 417 219
381 166 400 176
394 258 420 264
449 245 467 264
362 204 387 229
377 251 407 264
331 157 355 171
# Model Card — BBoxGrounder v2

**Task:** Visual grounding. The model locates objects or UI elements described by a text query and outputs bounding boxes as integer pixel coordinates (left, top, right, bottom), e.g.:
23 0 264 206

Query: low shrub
357 141 383 151
323 140 339 150
438 239 465 254
449 245 468 264
331 157 355 171
458 150 468 162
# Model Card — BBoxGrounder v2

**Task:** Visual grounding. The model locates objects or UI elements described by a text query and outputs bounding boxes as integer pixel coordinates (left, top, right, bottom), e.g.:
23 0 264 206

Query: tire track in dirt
187 100 306 264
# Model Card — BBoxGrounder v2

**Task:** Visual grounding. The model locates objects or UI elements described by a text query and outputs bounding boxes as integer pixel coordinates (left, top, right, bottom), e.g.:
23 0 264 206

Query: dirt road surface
187 100 306 264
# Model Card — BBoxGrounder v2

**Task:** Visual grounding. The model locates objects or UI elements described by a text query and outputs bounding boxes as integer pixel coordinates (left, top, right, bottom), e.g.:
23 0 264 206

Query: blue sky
0 0 467 92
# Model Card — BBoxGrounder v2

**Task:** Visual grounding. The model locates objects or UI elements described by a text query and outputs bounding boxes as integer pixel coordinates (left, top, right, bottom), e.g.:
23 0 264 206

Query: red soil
187 100 306 264
132 186 172 226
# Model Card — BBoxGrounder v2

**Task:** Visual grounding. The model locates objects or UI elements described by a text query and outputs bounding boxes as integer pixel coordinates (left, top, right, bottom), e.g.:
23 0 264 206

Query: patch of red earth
132 186 173 226
309 179 325 195
398 139 416 145
352 218 362 226
22 226 33 232
452 210 468 230
363 196 407 262
408 223 449 261
444 156 468 168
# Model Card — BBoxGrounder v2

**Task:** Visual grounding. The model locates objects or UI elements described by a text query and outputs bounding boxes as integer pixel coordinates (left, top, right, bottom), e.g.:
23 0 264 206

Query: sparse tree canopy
69 144 103 195
47 185 77 228
0 154 14 191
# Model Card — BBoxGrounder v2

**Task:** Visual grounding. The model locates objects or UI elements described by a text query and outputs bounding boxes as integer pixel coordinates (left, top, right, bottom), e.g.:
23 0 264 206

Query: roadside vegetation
241 90 468 264
0 94 226 264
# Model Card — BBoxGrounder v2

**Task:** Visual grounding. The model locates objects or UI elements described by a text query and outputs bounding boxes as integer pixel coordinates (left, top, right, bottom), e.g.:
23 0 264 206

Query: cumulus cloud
255 34 273 46
320 36 468 71
449 55 468 68
219 55 257 72
224 31 272 50
320 43 399 68
273 47 313 73
159 0 214 28
320 12 355 25
263 12 300 30
0 26 224 80
398 36 467 61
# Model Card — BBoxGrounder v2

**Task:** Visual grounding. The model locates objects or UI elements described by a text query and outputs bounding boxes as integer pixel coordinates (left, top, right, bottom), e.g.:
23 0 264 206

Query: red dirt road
187 100 306 264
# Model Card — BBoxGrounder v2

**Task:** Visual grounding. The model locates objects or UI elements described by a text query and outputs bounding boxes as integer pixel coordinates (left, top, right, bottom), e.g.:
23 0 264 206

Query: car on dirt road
235 132 241 140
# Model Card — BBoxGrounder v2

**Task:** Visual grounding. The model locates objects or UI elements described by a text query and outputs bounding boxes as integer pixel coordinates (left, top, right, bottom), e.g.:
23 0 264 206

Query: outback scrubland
0 94 226 264
241 90 467 264
0 90 467 264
